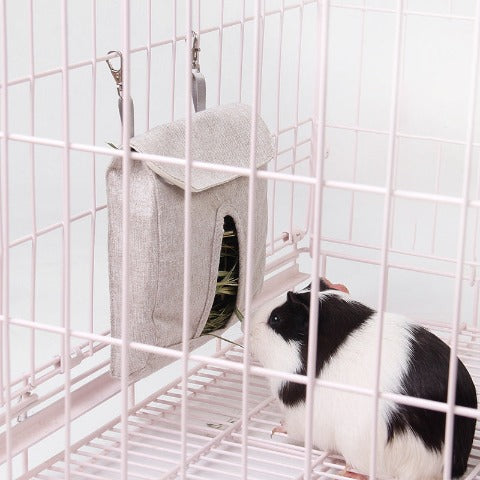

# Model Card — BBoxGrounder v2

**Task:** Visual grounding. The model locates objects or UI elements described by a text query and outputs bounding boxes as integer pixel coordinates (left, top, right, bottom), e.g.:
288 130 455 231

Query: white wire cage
1 0 480 479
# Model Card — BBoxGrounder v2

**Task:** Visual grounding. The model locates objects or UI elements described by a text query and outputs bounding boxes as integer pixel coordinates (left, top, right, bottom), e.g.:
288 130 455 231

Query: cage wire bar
304 0 329 479
368 0 404 477
59 0 72 477
1 0 11 475
180 4 193 480
120 0 132 478
444 2 480 479
1 0 480 479
240 0 263 478
88 0 98 359
27 0 37 384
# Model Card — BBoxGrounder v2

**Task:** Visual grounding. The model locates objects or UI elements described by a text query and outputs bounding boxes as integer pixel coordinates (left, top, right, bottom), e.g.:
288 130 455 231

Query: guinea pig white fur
249 282 477 480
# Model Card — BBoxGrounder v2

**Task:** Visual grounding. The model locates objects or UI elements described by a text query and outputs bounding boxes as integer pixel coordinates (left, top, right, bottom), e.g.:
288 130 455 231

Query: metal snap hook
191 31 201 72
106 50 123 97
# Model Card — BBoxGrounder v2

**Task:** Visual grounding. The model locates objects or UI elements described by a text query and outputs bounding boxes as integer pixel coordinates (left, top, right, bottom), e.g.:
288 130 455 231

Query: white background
2 0 480 476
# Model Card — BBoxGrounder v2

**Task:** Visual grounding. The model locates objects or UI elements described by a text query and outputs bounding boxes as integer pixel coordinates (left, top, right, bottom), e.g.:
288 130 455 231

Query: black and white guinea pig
250 279 477 480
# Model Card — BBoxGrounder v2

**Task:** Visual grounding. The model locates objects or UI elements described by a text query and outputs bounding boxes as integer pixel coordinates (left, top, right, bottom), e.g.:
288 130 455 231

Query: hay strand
201 217 240 335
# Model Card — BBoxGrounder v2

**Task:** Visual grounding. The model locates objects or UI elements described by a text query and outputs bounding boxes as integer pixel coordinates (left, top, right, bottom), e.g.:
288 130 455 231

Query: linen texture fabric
107 103 273 379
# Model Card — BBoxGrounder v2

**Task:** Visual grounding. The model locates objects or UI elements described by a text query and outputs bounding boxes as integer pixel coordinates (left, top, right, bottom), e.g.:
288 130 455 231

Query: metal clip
106 50 123 97
191 31 201 72
16 385 38 423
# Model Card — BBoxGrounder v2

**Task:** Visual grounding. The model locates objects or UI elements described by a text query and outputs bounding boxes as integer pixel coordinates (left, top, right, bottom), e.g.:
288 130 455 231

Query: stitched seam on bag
136 104 274 192
145 165 162 364
231 202 246 317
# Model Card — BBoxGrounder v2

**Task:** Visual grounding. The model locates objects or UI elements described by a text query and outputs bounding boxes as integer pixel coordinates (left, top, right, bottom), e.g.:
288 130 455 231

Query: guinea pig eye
269 314 281 328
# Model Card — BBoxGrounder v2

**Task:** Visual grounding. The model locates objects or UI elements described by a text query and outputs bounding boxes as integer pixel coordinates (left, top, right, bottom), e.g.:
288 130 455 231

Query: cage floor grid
25 325 480 480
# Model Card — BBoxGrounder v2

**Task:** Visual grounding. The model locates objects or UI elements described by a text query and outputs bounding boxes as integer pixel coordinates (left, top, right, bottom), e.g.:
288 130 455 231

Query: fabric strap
116 72 205 135
192 71 206 112
117 96 135 138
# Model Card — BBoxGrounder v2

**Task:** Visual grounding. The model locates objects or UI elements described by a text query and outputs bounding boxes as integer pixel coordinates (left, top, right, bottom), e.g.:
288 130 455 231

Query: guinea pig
249 279 477 480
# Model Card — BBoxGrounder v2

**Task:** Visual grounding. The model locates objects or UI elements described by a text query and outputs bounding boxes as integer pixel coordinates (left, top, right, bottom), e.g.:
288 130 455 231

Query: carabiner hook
106 50 123 98
191 31 201 72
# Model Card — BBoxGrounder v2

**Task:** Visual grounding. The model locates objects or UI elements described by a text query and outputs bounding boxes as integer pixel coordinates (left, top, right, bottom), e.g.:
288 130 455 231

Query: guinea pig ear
301 278 330 292
287 291 310 311
317 277 350 294
319 278 331 292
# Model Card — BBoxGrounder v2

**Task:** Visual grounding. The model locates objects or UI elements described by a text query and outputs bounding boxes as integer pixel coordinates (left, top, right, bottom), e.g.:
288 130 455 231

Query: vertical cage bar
270 1 285 255
391 12 407 254
171 1 177 121
238 1 246 102
28 0 38 381
0 127 2 409
347 0 366 242
0 0 12 476
217 0 225 106
21 379 28 474
20 378 29 474
120 0 132 478
196 0 201 44
368 1 404 478
303 1 329 479
180 1 193 478
0 146 2 410
146 0 152 129
443 3 480 478
473 282 480 329
128 384 135 408
430 145 442 254
21 447 28 474
289 3 305 240
241 1 262 478
471 139 480 330
60 0 72 476
88 0 98 356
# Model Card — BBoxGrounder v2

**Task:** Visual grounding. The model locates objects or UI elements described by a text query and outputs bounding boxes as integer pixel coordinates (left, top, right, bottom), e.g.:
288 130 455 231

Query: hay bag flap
107 103 273 379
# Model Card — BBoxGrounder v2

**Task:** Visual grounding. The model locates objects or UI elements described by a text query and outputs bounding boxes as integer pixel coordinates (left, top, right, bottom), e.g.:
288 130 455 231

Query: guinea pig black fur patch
277 291 374 407
386 324 477 478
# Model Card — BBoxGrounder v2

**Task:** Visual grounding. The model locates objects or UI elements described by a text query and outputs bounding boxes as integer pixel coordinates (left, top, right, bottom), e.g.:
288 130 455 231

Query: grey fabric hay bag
107 103 273 379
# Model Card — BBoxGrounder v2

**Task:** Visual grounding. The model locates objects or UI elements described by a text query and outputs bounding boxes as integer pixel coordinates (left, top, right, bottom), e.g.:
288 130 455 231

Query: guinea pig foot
270 424 287 438
339 469 368 480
